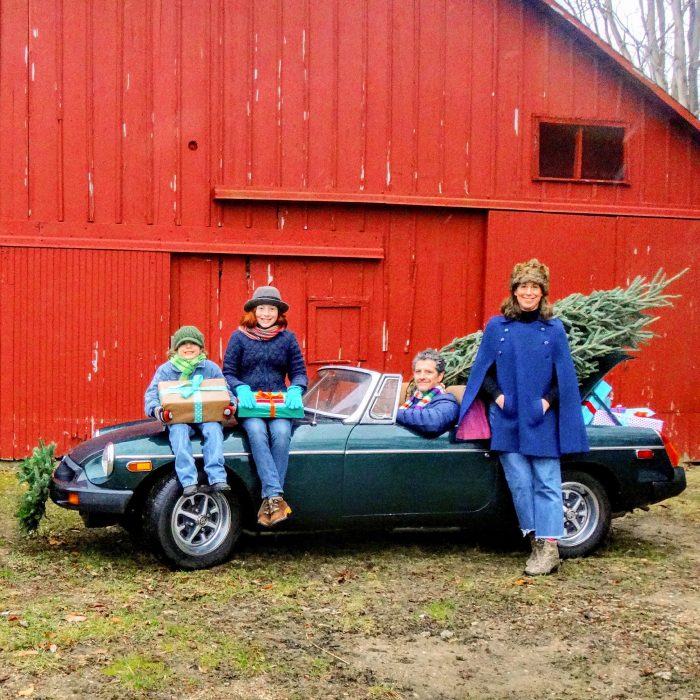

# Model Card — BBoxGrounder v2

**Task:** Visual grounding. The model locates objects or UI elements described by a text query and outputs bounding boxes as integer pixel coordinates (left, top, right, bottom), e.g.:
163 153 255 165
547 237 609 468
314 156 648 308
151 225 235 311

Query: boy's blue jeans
168 422 227 488
240 418 292 498
499 452 564 539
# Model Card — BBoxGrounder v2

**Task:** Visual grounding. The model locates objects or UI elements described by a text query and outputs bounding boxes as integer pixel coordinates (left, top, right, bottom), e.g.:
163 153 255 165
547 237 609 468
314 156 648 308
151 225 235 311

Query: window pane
539 122 577 178
581 126 625 180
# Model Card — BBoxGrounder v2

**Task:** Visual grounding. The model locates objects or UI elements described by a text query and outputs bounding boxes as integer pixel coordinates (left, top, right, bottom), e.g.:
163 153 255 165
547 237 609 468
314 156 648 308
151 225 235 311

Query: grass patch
422 599 456 624
103 653 172 692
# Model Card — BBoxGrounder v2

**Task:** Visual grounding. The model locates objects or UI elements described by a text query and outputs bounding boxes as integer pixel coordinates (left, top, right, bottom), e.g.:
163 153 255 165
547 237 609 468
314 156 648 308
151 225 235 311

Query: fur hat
243 285 289 313
509 259 550 295
171 325 205 351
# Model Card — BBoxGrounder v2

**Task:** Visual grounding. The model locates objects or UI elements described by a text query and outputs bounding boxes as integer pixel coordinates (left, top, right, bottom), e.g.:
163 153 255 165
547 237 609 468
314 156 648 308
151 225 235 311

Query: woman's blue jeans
168 422 227 488
241 417 292 498
500 452 564 539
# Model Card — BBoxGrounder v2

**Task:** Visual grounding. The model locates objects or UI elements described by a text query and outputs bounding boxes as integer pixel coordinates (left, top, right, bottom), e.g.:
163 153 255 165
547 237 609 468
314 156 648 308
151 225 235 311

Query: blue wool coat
458 315 588 457
144 358 227 418
222 329 308 394
397 392 459 437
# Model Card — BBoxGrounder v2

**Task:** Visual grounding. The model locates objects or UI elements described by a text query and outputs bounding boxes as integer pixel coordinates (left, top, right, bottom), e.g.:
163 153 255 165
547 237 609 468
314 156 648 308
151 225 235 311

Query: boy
144 325 232 496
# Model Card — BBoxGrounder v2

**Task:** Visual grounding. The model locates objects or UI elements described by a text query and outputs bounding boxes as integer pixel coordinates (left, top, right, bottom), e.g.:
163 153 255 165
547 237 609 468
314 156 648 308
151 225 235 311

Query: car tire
144 473 241 570
559 469 612 559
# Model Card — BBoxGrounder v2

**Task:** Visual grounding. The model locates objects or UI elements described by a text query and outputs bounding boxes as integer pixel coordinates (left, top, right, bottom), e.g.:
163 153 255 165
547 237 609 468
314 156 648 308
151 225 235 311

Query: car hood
67 420 166 463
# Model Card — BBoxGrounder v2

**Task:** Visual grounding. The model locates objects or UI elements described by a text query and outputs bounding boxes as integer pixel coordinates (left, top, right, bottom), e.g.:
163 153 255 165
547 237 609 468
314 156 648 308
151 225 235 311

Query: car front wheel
144 473 241 569
559 470 611 559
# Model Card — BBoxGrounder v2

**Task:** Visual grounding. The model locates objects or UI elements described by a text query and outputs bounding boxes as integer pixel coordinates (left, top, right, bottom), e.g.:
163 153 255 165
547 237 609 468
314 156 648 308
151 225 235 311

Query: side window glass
369 377 400 420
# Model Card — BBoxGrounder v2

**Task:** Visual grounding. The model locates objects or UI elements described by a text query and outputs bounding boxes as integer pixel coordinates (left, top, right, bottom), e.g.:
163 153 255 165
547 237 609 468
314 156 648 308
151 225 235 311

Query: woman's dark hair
500 290 554 320
240 309 288 329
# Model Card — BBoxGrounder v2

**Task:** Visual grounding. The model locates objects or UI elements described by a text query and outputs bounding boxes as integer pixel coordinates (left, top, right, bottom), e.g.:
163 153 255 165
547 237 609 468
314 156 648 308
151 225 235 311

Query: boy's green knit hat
171 325 205 351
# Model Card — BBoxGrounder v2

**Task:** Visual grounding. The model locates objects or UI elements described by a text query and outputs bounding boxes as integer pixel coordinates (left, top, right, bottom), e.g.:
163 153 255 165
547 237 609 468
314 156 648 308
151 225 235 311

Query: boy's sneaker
210 482 231 493
182 484 198 497
268 496 292 526
257 499 272 528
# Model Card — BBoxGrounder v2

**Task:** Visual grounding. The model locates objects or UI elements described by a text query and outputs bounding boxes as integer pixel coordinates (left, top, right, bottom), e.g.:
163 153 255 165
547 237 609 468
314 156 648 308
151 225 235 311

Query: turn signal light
127 460 153 472
68 493 80 505
635 449 654 460
661 434 680 467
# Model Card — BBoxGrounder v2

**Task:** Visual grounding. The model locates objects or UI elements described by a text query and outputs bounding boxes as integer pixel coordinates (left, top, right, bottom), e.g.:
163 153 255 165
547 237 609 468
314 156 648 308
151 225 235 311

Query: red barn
0 0 698 459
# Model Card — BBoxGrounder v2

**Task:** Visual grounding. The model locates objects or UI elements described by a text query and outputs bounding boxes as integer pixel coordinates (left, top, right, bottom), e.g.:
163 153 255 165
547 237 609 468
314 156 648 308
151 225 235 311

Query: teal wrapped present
237 390 304 419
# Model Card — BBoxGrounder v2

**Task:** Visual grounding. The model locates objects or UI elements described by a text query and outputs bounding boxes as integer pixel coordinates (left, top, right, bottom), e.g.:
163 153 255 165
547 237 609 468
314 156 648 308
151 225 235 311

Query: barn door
171 254 382 369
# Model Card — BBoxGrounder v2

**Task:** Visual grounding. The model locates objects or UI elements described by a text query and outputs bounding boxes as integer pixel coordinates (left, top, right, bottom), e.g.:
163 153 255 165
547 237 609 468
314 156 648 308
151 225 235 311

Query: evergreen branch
15 439 57 535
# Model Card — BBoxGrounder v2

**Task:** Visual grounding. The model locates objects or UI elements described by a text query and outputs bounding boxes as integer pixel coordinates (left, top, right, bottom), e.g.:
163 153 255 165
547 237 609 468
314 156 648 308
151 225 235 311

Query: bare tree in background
557 0 700 116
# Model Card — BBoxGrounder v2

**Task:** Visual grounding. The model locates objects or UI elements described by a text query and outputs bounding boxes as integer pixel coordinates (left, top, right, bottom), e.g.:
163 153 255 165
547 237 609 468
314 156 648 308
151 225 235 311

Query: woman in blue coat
223 286 307 529
397 349 459 437
458 260 588 575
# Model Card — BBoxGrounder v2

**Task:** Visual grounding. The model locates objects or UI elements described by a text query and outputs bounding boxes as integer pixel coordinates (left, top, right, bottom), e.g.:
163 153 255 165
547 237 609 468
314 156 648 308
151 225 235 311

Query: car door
341 376 500 523
281 419 353 525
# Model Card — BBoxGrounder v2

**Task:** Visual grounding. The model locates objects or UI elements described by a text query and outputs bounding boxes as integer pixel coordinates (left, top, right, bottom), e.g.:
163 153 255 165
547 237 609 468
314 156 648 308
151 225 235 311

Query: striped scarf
238 324 283 341
399 384 446 410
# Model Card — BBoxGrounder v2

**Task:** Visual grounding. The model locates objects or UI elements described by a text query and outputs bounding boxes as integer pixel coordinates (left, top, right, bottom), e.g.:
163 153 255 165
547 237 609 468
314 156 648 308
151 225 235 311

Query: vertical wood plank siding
0 0 698 457
0 249 169 455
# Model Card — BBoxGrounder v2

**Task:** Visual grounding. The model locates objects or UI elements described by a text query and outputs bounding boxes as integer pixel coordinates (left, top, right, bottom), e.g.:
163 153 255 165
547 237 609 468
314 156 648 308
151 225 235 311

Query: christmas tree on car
439 269 687 388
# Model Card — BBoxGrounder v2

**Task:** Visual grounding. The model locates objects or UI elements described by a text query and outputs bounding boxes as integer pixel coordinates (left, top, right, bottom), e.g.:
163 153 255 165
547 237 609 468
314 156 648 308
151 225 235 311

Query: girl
223 286 307 527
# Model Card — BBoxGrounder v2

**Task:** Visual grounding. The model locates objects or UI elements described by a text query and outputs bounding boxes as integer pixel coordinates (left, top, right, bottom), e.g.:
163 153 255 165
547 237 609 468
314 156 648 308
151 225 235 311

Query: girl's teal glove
236 385 256 410
285 385 304 410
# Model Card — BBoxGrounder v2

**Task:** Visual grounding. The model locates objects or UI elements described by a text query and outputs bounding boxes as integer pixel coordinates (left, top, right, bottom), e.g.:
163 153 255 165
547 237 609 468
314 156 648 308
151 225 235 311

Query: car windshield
304 368 373 418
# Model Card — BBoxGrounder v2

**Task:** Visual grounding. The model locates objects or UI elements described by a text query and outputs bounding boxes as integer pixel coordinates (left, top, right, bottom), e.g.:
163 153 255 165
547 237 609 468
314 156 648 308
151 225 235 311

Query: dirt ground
1 464 698 700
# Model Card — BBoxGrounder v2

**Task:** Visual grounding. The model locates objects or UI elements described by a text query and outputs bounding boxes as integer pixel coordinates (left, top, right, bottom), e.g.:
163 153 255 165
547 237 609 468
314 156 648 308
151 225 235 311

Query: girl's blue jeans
499 452 564 539
241 417 292 498
168 422 227 488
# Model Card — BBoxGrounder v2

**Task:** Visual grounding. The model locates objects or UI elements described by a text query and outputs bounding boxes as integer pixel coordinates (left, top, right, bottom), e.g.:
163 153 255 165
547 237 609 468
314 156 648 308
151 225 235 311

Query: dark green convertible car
50 364 686 569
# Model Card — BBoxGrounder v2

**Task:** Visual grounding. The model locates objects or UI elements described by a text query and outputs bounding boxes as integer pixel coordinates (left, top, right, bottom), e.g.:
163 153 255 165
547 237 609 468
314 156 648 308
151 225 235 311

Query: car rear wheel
144 473 241 570
559 470 611 559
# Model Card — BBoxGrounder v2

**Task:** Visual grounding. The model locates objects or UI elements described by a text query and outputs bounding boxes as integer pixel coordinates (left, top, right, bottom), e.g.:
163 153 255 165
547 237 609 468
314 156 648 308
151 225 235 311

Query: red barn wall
0 0 698 458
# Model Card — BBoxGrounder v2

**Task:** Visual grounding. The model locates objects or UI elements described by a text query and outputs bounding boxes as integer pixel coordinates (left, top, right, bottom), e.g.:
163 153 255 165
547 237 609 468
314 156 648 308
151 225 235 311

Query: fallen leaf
18 684 35 697
14 650 39 657
64 614 87 623
48 537 64 546
513 578 533 586
48 644 58 653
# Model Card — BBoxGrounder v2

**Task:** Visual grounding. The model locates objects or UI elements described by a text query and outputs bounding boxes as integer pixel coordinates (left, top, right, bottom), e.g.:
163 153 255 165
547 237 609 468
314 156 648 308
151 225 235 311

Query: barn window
535 119 627 183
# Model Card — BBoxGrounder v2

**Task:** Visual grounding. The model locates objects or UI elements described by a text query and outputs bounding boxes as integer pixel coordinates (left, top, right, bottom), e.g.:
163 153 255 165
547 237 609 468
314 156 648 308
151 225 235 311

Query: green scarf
170 352 207 379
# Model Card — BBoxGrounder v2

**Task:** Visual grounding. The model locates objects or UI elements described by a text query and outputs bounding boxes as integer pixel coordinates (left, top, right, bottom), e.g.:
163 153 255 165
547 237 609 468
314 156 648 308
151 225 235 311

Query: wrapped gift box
159 377 232 424
591 408 619 426
237 390 304 419
615 407 664 432
582 379 613 425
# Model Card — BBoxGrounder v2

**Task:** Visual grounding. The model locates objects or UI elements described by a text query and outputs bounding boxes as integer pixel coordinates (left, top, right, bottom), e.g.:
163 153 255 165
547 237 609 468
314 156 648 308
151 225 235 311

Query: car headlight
101 443 115 477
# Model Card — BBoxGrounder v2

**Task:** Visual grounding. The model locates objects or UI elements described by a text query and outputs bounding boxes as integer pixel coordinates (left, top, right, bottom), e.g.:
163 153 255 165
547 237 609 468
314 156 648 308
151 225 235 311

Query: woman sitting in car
397 349 459 437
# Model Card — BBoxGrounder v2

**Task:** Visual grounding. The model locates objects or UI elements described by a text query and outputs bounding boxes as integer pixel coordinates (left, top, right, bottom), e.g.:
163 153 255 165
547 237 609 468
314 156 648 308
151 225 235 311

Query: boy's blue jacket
397 393 459 437
144 358 228 418
458 315 589 457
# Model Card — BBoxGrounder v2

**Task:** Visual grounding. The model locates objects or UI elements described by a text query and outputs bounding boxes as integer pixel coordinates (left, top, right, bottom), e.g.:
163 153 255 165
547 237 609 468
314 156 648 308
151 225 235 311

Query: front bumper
49 455 133 515
650 466 687 504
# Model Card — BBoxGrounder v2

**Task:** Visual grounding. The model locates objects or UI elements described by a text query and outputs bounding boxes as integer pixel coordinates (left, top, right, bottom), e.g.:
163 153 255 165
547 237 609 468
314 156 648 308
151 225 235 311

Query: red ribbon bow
254 391 285 417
